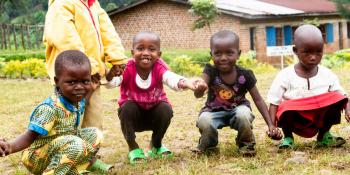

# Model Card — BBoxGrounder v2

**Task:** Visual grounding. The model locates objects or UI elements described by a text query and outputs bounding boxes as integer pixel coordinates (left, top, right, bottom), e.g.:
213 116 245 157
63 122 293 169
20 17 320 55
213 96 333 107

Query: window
265 25 293 46
283 26 293 45
249 27 255 50
276 27 283 46
266 26 276 46
319 23 334 43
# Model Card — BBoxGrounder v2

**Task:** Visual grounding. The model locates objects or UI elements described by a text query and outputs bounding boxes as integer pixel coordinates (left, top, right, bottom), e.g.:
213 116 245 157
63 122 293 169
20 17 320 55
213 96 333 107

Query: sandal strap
128 148 147 163
156 145 172 155
87 159 113 172
278 137 294 148
148 145 173 159
317 131 345 147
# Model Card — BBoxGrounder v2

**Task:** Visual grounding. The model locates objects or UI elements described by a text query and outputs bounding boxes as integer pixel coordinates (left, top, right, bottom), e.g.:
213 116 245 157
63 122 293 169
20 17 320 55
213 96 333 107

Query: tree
188 0 218 32
333 0 350 20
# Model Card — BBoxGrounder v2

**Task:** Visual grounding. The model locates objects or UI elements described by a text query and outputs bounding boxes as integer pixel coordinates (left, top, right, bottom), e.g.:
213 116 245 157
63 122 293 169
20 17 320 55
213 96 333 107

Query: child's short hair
293 24 323 47
132 31 160 48
210 30 239 49
55 50 91 77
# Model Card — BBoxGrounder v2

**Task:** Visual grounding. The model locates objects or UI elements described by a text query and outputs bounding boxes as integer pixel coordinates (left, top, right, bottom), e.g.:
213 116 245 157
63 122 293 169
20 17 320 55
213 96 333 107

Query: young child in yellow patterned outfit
0 50 107 174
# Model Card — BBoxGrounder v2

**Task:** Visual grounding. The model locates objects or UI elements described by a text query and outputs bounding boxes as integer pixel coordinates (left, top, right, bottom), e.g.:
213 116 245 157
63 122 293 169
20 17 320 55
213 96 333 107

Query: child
107 31 207 164
267 24 350 149
193 30 281 157
0 50 111 174
44 0 127 129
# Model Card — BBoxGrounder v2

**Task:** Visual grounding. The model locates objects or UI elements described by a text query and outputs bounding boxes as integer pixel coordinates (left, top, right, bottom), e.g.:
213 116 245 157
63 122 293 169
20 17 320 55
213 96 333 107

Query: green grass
1 70 350 174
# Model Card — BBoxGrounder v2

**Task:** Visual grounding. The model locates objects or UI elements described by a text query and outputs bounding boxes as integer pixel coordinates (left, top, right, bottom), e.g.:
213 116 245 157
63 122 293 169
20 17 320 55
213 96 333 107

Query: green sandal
87 159 114 173
278 137 294 149
316 131 346 147
128 148 147 165
148 145 174 159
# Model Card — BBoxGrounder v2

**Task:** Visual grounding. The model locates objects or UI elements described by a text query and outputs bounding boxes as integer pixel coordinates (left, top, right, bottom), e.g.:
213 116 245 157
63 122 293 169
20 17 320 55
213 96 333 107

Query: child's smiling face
132 33 161 72
211 37 241 73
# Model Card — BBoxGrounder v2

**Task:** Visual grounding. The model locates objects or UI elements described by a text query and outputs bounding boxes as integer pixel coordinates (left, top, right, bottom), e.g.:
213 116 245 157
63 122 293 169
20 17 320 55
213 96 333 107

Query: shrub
169 55 202 76
2 60 23 78
162 49 211 66
237 51 277 73
322 49 350 69
2 58 47 79
0 52 45 62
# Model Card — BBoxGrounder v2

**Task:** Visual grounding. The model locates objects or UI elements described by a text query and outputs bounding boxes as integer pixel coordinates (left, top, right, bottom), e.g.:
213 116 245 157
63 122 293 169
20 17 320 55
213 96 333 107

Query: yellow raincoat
44 0 126 81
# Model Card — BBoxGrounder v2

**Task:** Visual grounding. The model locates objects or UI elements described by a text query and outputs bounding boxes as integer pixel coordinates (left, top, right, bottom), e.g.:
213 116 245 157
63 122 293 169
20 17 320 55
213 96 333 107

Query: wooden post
12 24 18 50
6 24 11 50
3 24 8 50
0 24 4 50
21 24 26 50
35 25 40 49
26 25 31 50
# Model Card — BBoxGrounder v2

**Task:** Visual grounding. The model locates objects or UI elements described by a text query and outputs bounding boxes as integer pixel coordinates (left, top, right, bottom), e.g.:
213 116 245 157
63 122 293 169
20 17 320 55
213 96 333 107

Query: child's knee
63 137 86 160
197 114 215 131
91 128 103 147
234 106 253 123
119 101 139 116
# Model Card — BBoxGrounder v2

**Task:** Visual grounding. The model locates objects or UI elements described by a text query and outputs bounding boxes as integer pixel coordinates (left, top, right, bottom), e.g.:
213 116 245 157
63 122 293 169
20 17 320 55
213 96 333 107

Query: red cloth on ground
276 92 348 138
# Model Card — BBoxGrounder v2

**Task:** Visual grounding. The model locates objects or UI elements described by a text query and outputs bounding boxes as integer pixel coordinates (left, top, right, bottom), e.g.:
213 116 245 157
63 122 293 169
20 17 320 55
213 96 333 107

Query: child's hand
0 138 11 157
193 79 207 98
181 79 207 91
106 64 125 81
267 126 283 140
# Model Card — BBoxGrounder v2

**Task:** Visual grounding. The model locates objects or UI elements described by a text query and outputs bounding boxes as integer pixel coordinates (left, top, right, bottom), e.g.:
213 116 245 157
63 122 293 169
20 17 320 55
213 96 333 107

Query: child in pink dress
107 31 207 164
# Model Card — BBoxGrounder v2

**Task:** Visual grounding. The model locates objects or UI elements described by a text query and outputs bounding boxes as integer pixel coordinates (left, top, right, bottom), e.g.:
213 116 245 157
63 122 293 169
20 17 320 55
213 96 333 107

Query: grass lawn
1 69 350 174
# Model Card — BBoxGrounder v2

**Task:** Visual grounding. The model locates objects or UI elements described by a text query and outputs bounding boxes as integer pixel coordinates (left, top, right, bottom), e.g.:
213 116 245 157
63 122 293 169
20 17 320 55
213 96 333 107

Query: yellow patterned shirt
28 93 85 150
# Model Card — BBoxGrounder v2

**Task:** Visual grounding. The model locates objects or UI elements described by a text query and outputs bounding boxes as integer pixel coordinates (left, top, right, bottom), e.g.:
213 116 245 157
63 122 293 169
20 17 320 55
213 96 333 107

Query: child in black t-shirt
193 30 282 156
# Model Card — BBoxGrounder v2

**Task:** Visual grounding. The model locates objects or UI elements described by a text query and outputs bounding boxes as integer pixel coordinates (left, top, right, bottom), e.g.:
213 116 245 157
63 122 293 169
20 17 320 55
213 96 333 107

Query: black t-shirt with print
200 64 257 113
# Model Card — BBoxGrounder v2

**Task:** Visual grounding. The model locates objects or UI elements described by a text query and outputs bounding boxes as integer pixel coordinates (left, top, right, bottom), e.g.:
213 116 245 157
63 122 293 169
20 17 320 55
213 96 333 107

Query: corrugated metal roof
259 0 337 13
108 0 339 19
216 0 304 16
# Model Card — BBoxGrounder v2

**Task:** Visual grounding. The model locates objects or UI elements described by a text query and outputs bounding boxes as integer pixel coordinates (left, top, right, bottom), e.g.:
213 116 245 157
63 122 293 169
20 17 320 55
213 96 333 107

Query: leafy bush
169 55 202 76
322 49 350 69
162 49 211 66
237 51 277 73
0 51 45 62
1 58 47 78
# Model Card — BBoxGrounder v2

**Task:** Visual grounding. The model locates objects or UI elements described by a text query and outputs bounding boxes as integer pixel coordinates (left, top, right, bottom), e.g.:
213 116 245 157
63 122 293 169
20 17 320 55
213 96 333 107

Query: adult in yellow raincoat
44 0 127 129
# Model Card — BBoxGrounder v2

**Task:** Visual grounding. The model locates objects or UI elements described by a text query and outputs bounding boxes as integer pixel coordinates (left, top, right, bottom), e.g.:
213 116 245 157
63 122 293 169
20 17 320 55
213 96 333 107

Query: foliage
106 3 118 12
0 0 137 24
189 0 218 32
162 49 211 66
237 51 277 74
0 51 45 62
169 55 202 76
321 49 350 68
333 0 350 20
0 0 47 24
1 58 47 78
303 18 320 27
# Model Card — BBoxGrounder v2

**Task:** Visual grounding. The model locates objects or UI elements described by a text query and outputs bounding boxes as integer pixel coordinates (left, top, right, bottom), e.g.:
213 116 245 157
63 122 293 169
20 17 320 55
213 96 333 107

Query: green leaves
189 0 218 31
1 58 47 79
333 0 350 20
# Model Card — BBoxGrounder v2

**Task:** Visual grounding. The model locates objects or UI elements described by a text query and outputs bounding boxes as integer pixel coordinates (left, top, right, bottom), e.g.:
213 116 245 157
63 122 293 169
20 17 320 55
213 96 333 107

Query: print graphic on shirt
212 75 246 107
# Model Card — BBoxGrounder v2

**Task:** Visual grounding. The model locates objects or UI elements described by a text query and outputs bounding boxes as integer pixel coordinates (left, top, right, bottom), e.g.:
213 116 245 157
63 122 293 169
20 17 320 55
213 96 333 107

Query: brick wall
111 0 241 50
110 0 349 63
